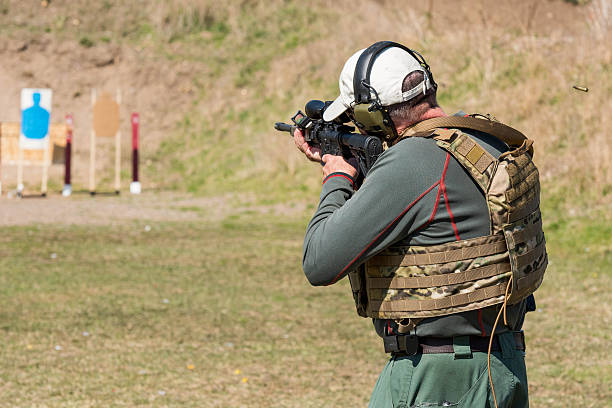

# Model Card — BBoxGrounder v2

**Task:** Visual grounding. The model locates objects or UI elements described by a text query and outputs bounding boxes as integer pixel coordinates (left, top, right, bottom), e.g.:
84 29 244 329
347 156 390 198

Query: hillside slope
0 0 610 209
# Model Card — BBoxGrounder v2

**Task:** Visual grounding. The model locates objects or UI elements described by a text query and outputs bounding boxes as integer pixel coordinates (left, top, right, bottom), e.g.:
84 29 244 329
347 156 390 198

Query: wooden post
114 88 121 194
89 88 96 195
0 122 3 196
63 114 73 196
41 138 49 196
17 143 24 197
130 112 141 194
91 88 120 195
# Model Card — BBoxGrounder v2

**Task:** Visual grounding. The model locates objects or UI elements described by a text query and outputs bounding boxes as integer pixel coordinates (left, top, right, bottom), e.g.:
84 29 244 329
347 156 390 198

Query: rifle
274 100 383 176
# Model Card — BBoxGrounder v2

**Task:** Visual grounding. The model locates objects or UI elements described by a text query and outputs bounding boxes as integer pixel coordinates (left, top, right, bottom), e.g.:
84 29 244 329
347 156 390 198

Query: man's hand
293 128 358 179
293 128 322 163
321 154 358 179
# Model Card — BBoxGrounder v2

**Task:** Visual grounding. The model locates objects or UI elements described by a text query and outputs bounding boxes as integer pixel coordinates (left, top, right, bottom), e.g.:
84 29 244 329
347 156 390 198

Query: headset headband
353 41 437 105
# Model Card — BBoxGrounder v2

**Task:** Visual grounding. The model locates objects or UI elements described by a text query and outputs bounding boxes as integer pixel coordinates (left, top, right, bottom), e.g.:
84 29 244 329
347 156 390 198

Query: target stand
90 88 122 196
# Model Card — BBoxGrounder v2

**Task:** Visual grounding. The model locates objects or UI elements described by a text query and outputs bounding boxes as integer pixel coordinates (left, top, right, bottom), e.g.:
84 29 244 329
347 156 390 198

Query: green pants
369 333 528 408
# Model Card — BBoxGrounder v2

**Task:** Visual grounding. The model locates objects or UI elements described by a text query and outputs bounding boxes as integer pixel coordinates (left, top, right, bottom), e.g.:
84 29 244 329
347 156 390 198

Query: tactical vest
348 116 547 321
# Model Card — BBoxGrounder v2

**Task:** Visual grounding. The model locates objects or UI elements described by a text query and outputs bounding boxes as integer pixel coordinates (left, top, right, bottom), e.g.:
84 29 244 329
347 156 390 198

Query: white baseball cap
323 46 434 122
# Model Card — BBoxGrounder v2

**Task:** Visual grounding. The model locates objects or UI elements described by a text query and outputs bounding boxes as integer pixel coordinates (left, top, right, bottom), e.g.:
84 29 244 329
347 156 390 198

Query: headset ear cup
381 109 398 142
352 104 398 142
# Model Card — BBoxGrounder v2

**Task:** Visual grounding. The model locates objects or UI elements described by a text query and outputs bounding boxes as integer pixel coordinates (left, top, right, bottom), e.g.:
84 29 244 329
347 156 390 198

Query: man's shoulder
367 136 447 182
385 136 446 163
393 135 439 149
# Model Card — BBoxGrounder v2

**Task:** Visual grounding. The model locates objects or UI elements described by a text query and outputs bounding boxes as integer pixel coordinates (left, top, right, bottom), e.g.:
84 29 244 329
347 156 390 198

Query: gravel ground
0 191 306 226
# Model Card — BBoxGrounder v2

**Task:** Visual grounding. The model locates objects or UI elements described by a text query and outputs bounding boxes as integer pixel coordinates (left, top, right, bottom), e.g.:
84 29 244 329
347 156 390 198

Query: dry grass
0 2 610 406
0 201 609 407
0 213 380 407
260 0 612 204
145 0 612 206
2 0 609 202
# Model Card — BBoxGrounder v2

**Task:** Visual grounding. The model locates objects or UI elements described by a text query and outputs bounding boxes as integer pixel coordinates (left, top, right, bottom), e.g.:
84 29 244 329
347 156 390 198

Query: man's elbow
302 260 336 286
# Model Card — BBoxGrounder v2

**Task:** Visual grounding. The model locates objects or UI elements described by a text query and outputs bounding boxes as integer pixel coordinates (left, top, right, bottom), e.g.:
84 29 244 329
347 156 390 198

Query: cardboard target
93 92 120 138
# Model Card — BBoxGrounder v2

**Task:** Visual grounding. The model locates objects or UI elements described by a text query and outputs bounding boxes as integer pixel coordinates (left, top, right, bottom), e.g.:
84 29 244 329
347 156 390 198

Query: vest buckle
383 334 419 355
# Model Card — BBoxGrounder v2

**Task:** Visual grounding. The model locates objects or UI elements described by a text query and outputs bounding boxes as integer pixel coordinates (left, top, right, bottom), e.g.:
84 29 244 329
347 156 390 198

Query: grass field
1 1 611 406
0 194 610 407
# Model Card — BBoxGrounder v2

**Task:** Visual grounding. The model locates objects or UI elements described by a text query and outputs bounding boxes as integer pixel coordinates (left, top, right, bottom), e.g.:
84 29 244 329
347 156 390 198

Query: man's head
323 41 439 141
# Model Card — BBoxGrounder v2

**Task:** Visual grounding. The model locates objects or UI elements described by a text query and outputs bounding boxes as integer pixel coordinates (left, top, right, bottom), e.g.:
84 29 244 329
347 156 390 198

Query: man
293 41 546 407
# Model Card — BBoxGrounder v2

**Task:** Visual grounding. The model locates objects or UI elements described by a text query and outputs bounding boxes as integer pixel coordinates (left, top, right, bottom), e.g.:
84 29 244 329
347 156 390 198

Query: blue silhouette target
20 88 52 150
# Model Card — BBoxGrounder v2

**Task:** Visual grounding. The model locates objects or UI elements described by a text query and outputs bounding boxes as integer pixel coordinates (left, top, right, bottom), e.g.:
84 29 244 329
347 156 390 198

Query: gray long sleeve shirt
303 123 528 338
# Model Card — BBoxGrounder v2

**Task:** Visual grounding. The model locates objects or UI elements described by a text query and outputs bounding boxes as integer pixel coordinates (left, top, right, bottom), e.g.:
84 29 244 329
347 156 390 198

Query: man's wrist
322 172 356 189
321 154 359 180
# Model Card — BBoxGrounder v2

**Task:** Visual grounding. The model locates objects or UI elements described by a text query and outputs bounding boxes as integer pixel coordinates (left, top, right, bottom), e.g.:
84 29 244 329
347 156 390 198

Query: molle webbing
505 152 540 222
437 132 497 193
368 262 511 289
367 234 506 267
454 134 496 174
369 283 509 313
504 208 547 303
349 120 547 321
515 240 545 267
510 218 542 244
364 233 512 318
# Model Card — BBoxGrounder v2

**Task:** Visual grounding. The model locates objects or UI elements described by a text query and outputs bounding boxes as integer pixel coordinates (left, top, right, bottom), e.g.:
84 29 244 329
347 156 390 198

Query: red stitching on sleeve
323 173 355 188
325 179 441 285
324 152 463 286
412 153 453 233
440 153 461 241
415 178 442 232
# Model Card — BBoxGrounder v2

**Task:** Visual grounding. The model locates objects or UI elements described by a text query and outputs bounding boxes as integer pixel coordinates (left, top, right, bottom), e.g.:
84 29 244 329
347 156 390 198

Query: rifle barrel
274 122 293 133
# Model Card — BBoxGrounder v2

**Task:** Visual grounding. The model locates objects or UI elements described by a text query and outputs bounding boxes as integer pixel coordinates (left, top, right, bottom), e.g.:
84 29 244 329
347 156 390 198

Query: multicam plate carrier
348 117 548 320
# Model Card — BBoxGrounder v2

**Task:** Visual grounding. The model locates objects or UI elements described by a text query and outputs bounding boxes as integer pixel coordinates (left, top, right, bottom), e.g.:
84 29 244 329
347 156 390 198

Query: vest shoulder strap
428 130 498 193
401 116 534 157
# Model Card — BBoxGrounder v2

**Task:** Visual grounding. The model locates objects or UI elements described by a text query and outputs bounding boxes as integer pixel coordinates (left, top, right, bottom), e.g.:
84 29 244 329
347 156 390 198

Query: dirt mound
0 0 603 196
0 0 201 190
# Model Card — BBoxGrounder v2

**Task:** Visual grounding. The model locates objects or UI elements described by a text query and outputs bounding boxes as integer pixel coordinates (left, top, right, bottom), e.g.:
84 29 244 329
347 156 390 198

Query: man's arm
300 137 447 286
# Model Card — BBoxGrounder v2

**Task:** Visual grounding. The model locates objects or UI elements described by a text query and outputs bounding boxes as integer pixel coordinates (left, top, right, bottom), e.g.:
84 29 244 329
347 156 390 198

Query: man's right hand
293 128 323 163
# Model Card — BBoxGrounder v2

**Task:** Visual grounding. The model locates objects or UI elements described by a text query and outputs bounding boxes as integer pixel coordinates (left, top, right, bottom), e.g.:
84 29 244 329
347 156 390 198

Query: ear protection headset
351 41 438 143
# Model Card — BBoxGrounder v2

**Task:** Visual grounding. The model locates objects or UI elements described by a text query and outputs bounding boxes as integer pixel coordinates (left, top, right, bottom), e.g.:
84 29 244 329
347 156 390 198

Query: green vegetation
145 2 331 199
78 36 94 48
1 1 608 205
0 1 610 406
0 208 609 406
146 0 611 209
